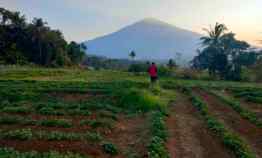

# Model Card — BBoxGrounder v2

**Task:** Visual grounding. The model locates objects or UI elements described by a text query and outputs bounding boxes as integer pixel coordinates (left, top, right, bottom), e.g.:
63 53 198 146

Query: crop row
182 87 256 158
0 128 102 142
229 88 262 104
0 116 74 128
147 111 169 158
206 89 262 128
0 148 90 158
0 128 119 155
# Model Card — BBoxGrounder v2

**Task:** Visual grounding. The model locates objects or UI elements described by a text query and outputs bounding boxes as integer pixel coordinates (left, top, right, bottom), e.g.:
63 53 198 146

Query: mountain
83 18 202 64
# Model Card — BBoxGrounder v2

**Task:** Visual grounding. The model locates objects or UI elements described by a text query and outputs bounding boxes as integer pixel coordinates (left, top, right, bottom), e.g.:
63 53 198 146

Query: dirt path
195 89 262 158
106 114 149 158
166 92 232 158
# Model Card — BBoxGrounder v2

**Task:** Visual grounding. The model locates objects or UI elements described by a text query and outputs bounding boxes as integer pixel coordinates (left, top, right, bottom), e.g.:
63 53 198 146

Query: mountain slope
83 18 202 63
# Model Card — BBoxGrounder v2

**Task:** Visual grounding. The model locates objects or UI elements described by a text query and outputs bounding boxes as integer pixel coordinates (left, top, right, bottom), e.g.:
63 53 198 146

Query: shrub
147 111 169 158
116 89 162 112
102 142 118 155
1 128 33 140
84 131 103 142
148 136 169 158
38 107 64 115
38 131 81 141
1 106 30 114
38 119 72 128
80 119 114 129
0 148 87 158
0 115 21 125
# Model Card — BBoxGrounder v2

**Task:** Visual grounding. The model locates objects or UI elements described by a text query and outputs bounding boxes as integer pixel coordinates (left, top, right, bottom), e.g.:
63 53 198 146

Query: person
148 62 158 84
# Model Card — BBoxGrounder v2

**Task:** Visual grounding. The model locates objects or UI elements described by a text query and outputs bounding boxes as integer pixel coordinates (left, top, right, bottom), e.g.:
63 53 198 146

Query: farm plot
194 88 262 158
223 88 262 120
0 80 164 158
166 92 232 158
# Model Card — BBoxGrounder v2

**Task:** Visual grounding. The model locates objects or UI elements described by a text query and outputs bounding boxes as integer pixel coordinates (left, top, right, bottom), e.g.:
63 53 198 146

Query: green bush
84 131 103 142
38 119 72 128
0 128 33 140
38 107 64 116
80 119 114 129
147 111 169 158
116 89 162 112
148 136 169 158
38 131 81 141
0 115 22 124
1 106 30 114
102 142 118 155
246 96 262 104
0 148 88 158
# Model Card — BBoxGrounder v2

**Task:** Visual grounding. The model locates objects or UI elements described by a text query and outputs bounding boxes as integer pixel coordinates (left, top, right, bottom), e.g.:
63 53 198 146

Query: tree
200 22 227 47
0 7 85 66
167 59 176 69
67 42 86 64
192 22 253 80
197 22 228 77
129 51 136 60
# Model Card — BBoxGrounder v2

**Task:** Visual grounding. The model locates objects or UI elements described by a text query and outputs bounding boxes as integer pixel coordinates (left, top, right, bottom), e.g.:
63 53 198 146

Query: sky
1 0 262 46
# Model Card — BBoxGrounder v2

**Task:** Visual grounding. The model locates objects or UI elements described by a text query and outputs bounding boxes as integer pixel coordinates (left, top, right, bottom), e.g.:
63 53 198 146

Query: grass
115 88 163 112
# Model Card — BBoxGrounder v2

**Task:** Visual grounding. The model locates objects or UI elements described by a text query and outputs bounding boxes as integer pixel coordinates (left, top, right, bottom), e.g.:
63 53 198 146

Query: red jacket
148 65 157 77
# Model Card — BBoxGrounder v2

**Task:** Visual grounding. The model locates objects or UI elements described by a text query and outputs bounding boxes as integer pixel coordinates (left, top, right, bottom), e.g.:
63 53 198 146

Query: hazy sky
1 0 262 46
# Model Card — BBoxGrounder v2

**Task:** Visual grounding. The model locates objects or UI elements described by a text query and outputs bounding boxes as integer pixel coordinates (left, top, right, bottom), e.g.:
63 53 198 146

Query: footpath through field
166 92 232 158
194 89 262 158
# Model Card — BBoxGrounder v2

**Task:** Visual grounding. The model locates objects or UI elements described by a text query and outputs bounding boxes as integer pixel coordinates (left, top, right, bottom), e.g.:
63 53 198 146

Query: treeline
83 55 134 70
191 23 262 81
0 7 86 66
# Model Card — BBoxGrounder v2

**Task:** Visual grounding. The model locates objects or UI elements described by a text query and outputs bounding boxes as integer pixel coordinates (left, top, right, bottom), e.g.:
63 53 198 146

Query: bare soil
166 92 232 158
195 89 262 158
224 90 262 120
0 112 149 158
106 114 150 158
49 91 105 102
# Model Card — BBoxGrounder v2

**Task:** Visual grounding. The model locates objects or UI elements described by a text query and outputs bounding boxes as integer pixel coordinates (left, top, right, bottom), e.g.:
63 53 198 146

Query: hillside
83 18 202 64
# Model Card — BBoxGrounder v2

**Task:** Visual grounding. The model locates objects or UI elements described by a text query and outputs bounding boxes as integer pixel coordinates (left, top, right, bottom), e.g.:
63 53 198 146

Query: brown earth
224 90 262 120
106 114 150 158
166 92 232 158
0 140 106 158
0 113 148 158
49 91 105 102
195 89 262 158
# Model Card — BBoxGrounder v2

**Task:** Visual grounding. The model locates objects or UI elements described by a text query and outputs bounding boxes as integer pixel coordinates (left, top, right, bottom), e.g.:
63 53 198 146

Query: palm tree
200 22 227 47
129 50 136 60
32 18 47 64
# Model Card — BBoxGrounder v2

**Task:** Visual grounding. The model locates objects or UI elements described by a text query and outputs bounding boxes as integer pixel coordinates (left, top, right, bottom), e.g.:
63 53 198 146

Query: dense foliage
192 23 260 81
0 8 85 66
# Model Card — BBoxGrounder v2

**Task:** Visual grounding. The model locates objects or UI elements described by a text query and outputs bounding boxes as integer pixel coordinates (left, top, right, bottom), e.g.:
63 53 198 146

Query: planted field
0 68 262 158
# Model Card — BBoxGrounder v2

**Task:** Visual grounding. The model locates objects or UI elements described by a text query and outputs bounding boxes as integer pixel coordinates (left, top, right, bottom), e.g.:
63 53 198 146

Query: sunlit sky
1 0 262 46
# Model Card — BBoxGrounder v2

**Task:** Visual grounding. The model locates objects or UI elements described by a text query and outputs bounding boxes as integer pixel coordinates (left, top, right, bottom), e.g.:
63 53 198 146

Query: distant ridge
83 18 202 64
